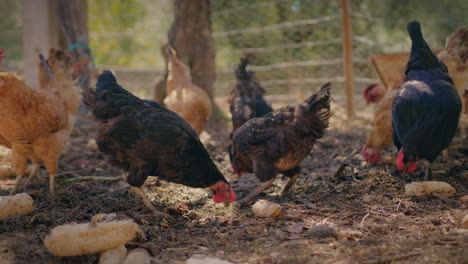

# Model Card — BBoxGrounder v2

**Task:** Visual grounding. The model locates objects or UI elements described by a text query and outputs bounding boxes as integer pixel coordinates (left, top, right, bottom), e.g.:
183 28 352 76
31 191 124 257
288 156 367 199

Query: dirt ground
0 99 467 264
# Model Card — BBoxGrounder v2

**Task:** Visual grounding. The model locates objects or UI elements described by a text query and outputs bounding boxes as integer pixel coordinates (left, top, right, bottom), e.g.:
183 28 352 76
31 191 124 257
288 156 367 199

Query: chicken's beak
167 45 177 57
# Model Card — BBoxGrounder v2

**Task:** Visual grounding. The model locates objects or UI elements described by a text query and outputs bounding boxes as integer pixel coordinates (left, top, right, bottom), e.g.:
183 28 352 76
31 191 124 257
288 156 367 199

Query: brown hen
163 47 212 134
229 82 331 204
362 90 397 163
0 49 72 195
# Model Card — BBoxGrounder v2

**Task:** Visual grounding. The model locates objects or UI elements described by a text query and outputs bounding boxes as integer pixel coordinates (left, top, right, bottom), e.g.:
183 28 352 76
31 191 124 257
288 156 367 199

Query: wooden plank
369 53 408 90
341 0 355 117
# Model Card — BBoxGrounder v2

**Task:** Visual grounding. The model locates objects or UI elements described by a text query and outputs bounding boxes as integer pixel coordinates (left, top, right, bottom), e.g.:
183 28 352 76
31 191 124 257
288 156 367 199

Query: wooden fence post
22 0 59 89
341 0 355 117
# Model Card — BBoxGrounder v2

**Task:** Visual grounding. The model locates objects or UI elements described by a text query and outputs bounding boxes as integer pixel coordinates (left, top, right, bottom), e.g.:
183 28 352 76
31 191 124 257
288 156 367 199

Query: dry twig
363 252 421 264
334 201 365 211
55 162 110 177
313 185 345 202
56 176 120 184
333 163 350 178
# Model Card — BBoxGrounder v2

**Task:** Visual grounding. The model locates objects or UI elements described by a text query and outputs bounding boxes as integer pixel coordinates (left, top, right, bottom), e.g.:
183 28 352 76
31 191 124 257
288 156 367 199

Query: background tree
52 0 91 89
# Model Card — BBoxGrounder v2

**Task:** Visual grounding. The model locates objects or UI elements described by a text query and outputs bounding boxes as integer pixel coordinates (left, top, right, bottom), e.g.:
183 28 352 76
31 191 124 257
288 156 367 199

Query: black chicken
85 71 236 216
229 82 331 204
392 21 462 179
228 56 272 135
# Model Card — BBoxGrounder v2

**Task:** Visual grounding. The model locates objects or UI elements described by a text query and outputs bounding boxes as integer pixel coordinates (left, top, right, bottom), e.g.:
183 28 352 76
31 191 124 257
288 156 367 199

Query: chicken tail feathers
406 21 446 74
407 21 425 48
235 56 254 81
304 82 331 113
294 82 332 138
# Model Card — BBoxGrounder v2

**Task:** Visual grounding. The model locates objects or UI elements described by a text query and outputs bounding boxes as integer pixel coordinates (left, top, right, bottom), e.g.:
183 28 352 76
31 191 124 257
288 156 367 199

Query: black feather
88 71 230 188
235 56 254 81
230 82 332 181
392 21 462 166
406 21 447 74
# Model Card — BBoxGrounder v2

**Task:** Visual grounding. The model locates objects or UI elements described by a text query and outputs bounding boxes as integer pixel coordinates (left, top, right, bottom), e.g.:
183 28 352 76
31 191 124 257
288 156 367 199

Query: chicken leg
11 173 24 195
11 165 40 195
49 173 55 196
281 167 301 195
239 178 275 205
281 174 299 195
26 164 40 183
424 161 432 181
131 186 171 218
11 151 28 195
442 149 449 161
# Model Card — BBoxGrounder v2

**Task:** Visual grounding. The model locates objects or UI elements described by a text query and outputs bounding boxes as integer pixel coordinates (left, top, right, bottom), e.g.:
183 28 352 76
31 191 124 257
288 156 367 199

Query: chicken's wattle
397 151 417 173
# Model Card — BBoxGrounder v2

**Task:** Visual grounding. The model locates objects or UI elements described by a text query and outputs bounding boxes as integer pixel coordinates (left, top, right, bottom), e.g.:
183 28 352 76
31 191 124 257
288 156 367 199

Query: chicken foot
131 186 171 218
239 178 275 205
10 164 47 195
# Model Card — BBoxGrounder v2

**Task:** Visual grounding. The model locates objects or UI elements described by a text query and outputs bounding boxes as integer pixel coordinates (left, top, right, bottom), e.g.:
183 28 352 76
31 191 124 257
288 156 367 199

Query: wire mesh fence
211 0 378 107
210 0 465 107
1 0 466 109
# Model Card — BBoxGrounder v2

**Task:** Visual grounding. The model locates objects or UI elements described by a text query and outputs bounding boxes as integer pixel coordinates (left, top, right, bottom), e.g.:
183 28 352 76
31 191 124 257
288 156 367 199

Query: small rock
459 195 468 207
122 249 152 264
186 255 236 264
269 252 282 259
284 223 304 234
99 245 127 264
87 139 98 150
331 258 359 264
252 200 281 218
307 225 337 239
462 215 468 229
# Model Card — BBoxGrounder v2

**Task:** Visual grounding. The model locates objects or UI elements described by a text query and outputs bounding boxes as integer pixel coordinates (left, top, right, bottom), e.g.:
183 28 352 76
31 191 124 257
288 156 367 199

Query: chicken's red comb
0 49 5 62
362 84 377 102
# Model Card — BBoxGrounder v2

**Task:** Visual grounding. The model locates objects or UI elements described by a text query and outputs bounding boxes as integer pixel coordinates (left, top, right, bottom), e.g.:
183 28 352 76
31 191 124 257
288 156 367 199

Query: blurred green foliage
0 0 22 64
88 0 172 68
210 0 467 96
0 0 466 72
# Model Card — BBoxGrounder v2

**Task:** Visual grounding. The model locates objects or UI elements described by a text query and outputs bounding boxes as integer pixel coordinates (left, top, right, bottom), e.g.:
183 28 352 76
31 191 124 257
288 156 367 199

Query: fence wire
1 0 466 108
210 0 378 107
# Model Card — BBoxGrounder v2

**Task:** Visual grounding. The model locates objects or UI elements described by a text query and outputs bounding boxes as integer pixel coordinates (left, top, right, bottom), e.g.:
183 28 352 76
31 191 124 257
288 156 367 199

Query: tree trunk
51 0 92 90
154 0 216 104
